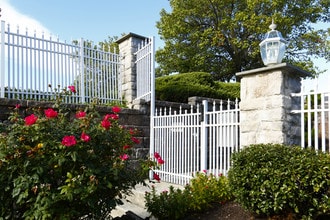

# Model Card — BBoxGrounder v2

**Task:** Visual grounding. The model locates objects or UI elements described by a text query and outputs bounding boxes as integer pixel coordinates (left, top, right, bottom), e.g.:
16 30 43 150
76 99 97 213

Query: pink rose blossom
129 128 135 135
157 158 165 165
101 119 111 130
81 132 91 142
61 135 77 147
76 111 86 119
104 114 118 120
25 114 38 126
112 106 121 113
68 85 76 93
44 108 58 118
153 173 161 182
123 145 131 150
154 152 160 159
120 154 129 161
131 137 140 144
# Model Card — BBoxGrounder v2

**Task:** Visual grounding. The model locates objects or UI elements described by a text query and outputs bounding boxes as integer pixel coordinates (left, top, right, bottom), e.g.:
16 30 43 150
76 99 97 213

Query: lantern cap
259 20 287 66
261 20 286 42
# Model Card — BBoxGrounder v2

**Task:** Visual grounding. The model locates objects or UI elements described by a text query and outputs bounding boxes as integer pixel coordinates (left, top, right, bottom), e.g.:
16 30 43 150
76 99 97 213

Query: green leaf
67 172 72 179
12 187 21 198
70 151 77 162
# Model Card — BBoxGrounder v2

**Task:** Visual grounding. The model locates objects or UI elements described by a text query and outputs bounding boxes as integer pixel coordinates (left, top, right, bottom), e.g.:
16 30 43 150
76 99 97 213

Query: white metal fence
152 99 240 185
135 37 155 103
0 20 121 104
292 80 330 153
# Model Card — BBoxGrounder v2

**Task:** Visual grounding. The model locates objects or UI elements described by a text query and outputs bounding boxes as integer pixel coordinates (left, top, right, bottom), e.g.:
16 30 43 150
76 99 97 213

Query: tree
156 0 330 81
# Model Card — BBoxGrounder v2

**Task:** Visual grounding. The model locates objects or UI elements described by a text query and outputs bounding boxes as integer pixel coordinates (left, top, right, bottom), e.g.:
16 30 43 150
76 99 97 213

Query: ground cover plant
0 86 153 219
228 144 330 219
144 171 232 220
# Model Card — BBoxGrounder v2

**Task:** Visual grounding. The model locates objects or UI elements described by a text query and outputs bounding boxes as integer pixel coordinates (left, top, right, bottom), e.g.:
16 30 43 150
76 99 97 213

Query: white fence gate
135 37 155 103
151 99 240 185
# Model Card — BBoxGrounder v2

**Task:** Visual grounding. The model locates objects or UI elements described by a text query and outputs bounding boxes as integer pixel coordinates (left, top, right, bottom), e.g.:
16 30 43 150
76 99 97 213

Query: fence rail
0 20 121 104
152 99 240 185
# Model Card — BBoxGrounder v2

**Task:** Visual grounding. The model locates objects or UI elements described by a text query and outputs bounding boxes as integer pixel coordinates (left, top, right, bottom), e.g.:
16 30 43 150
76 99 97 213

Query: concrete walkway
110 180 184 219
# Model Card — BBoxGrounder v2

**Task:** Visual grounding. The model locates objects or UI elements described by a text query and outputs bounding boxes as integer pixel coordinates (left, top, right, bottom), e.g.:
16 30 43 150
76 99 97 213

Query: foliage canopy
156 0 330 81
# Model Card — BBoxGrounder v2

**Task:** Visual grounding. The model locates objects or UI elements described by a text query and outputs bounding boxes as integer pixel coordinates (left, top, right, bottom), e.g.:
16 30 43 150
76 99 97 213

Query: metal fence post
149 37 155 180
0 21 5 98
79 39 85 103
201 100 208 172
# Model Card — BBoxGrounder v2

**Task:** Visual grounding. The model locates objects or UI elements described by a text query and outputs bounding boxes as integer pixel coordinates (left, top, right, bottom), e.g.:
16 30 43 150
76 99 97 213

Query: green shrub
214 81 240 100
145 185 191 220
156 72 240 103
145 171 232 219
188 172 232 211
228 144 330 219
0 87 151 219
157 72 216 87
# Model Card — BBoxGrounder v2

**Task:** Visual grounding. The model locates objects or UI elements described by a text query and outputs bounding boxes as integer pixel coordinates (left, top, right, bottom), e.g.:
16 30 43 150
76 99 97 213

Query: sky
0 0 329 90
0 0 171 49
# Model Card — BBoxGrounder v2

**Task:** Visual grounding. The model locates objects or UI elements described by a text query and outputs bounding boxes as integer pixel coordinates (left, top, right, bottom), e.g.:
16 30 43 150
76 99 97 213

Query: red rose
81 132 91 142
129 128 137 135
44 108 58 118
61 135 77 147
68 85 76 93
76 111 86 119
123 145 131 150
131 137 140 144
157 158 165 165
104 114 118 120
112 106 121 113
153 173 161 182
25 114 38 126
101 119 111 130
120 154 129 161
154 152 160 159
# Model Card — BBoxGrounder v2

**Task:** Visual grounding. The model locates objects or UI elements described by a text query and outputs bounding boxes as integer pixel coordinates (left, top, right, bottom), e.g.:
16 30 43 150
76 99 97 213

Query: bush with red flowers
0 88 152 219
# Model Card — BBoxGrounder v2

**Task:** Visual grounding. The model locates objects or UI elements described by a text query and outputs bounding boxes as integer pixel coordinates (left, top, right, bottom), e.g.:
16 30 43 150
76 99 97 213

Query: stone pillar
117 33 147 108
236 63 310 147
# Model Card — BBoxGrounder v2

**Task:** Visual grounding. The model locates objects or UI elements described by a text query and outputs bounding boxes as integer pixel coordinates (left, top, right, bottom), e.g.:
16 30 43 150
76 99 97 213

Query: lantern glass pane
269 31 278 38
266 41 279 62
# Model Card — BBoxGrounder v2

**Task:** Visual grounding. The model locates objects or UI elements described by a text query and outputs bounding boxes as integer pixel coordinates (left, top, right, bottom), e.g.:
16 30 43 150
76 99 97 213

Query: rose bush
0 88 151 219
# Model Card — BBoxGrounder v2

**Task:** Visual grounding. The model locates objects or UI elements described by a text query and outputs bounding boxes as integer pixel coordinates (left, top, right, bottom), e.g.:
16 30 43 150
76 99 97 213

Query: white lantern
259 21 287 66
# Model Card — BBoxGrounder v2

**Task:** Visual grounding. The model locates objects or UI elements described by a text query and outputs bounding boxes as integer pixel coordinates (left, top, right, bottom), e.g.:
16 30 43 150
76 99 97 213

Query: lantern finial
269 19 277 31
